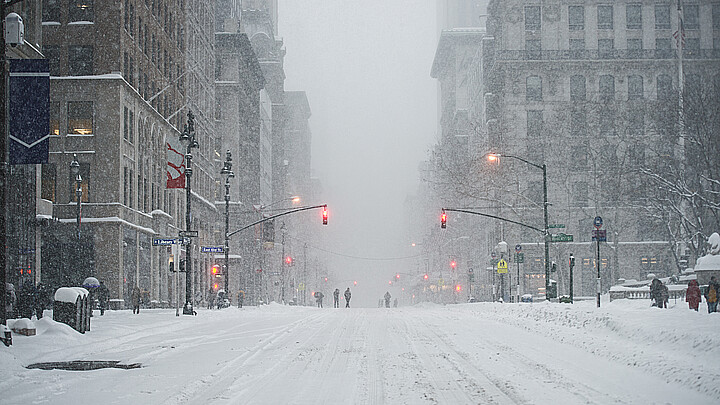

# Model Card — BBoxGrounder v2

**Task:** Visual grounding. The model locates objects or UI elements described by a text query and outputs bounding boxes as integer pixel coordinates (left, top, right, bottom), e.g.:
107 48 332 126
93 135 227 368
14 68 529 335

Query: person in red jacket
686 279 702 311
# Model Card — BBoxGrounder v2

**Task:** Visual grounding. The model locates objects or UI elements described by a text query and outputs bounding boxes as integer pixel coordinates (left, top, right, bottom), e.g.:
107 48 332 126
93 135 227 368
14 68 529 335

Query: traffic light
456 284 461 292
211 264 222 278
322 205 328 225
441 210 447 228
354 281 357 285
324 277 328 282
285 256 293 266
423 274 429 280
450 260 457 269
396 274 400 280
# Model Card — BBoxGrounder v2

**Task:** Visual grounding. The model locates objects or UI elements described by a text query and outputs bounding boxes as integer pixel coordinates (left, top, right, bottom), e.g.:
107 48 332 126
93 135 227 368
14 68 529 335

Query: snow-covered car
520 294 533 303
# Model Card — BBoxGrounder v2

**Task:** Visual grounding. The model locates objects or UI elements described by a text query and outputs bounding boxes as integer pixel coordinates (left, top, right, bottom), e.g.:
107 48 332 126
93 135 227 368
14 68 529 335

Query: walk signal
441 210 447 228
322 206 328 225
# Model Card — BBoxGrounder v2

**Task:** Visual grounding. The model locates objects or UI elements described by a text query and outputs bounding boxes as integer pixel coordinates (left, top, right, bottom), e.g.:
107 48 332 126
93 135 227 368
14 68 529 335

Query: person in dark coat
96 281 109 315
705 276 719 313
686 279 701 311
344 288 351 308
131 285 141 314
314 291 324 308
333 288 340 308
384 291 391 308
237 290 244 308
650 278 663 307
659 284 669 308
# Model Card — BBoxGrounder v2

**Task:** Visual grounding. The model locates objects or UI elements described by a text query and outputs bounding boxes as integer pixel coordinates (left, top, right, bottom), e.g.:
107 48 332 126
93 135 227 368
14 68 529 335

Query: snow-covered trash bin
53 287 90 333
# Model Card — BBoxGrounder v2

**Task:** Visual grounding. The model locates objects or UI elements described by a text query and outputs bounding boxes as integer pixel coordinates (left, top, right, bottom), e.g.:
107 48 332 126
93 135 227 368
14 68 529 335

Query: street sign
548 224 565 229
592 229 607 242
515 244 522 253
467 268 474 274
153 238 177 246
298 283 305 291
594 216 603 229
201 246 224 253
179 230 199 238
551 233 574 242
437 279 444 287
515 252 525 263
497 259 508 273
491 251 497 259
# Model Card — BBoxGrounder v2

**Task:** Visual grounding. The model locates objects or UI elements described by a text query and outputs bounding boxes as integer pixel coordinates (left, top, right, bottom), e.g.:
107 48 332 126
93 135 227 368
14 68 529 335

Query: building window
129 169 134 208
527 110 543 137
599 75 615 101
41 163 57 203
684 5 699 30
526 39 541 59
598 39 614 52
569 6 584 30
598 5 613 29
626 4 642 29
572 181 589 207
526 76 542 101
570 75 586 101
657 74 673 99
69 0 94 22
685 38 700 51
628 75 644 100
67 101 93 135
525 6 541 31
43 45 61 76
68 45 93 76
49 102 61 136
569 38 585 51
124 167 129 206
42 0 61 22
129 110 134 143
123 107 129 140
627 39 643 50
655 5 670 29
714 5 720 30
570 110 587 137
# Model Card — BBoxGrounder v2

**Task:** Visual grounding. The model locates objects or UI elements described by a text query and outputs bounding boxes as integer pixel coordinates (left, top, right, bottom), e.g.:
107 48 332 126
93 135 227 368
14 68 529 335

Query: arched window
526 76 542 101
656 74 673 99
628 75 644 100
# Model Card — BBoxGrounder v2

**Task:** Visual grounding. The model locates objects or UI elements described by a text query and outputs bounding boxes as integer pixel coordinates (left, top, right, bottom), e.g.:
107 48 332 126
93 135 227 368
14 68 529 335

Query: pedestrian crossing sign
497 259 508 273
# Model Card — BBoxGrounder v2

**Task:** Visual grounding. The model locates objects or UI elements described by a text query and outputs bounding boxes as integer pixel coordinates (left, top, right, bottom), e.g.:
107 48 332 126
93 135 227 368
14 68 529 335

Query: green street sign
515 252 524 263
551 233 574 242
548 224 565 228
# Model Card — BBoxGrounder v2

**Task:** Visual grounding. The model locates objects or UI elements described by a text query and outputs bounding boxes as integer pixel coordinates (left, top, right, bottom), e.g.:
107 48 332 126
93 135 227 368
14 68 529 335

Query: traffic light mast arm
227 204 327 239
442 208 545 235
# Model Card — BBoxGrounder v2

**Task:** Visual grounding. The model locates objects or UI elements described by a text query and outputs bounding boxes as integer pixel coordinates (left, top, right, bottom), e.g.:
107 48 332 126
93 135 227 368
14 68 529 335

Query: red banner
166 136 185 189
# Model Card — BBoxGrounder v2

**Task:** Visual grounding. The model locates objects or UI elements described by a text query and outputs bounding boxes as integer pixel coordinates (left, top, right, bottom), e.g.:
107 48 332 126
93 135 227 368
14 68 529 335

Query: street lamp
70 154 82 239
487 153 551 300
220 150 234 297
179 111 198 315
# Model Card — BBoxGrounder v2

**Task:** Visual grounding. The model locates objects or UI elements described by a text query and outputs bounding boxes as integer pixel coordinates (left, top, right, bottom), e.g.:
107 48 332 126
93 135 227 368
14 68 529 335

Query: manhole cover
26 361 142 371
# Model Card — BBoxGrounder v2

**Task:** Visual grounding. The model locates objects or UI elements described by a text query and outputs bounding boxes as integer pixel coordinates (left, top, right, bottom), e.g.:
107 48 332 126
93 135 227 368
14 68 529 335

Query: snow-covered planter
695 232 720 285
53 287 91 333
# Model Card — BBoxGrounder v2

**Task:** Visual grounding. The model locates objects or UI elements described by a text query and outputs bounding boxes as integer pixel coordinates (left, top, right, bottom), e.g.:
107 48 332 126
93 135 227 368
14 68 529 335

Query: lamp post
488 153 551 300
179 111 198 315
220 150 234 296
69 154 82 239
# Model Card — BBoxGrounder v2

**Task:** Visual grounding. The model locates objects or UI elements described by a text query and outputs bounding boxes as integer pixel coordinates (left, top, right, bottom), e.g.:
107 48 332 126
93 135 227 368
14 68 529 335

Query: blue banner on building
9 59 50 165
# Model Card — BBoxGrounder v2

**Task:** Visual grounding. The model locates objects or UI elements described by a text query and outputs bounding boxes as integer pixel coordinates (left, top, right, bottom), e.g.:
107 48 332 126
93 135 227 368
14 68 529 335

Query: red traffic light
324 277 328 282
441 210 447 228
423 274 429 280
456 284 461 292
322 206 328 225
396 274 400 279
450 260 457 269
354 281 357 285
285 256 293 266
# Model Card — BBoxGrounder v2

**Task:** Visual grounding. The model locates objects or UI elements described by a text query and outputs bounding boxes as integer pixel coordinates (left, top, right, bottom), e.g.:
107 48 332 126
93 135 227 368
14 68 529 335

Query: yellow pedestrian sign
497 259 508 274
298 283 306 291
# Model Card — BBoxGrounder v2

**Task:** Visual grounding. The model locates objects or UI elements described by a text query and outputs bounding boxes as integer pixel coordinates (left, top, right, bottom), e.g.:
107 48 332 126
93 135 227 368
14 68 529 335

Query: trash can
53 287 90 333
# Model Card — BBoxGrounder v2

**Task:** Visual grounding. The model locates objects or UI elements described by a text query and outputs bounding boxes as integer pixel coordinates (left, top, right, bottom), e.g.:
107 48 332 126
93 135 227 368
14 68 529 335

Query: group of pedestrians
4 280 52 320
687 276 720 313
331 288 352 308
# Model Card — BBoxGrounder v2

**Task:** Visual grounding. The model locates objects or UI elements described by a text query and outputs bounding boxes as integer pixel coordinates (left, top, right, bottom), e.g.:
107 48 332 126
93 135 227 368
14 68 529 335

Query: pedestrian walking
705 276 719 313
207 287 216 309
237 290 244 308
686 279 701 311
650 278 663 307
384 291 391 308
393 298 398 308
344 288 351 308
660 283 669 308
314 291 324 308
333 288 340 308
96 281 109 315
131 285 141 314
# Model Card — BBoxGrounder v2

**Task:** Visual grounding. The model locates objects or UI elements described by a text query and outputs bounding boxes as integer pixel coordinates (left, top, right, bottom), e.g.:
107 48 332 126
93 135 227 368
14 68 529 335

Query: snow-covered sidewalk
0 298 718 404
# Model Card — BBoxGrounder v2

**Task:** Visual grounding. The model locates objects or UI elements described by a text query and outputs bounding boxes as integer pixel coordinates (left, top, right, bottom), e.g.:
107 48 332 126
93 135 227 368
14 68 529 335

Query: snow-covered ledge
695 232 720 285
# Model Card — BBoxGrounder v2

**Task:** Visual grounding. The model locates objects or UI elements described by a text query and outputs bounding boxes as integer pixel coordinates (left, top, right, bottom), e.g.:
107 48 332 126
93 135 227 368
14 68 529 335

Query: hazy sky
278 0 438 305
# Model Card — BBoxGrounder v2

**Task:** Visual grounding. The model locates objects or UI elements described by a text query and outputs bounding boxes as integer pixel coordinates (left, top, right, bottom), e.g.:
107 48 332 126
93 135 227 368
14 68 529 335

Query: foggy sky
278 0 438 305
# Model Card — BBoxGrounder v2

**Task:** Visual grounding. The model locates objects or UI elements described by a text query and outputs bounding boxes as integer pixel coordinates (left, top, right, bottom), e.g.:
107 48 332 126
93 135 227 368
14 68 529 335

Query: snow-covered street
1 299 719 405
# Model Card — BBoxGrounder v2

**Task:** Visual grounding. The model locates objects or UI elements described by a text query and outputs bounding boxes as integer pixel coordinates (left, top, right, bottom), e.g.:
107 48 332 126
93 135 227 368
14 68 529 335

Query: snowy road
1 300 718 404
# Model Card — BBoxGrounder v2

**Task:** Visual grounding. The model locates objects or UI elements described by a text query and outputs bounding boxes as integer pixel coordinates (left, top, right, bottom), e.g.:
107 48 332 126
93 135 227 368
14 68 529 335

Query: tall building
430 0 720 299
40 0 218 308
